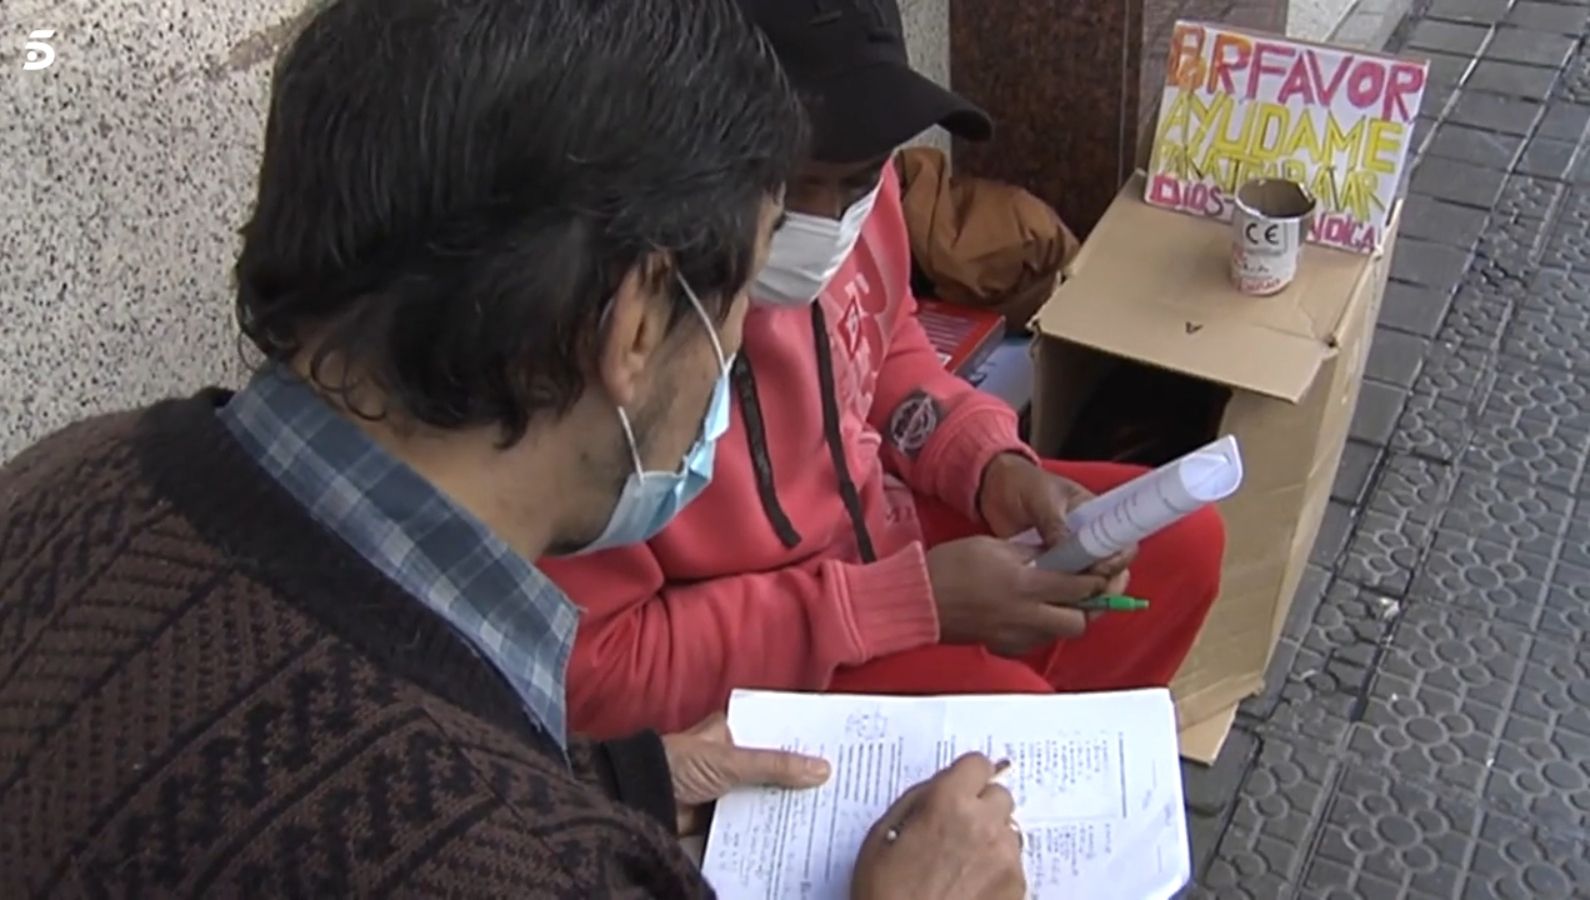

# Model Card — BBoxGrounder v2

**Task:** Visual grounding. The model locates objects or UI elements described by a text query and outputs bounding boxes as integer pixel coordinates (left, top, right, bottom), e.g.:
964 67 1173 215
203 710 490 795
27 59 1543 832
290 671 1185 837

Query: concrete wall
1290 0 1357 39
901 0 952 153
1 2 304 460
0 0 954 461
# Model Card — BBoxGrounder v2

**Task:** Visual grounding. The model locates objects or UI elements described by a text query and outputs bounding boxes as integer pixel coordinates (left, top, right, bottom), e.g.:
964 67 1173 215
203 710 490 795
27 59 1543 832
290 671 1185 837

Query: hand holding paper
663 712 832 836
1032 435 1243 574
702 689 1191 900
926 537 1096 655
979 453 1099 547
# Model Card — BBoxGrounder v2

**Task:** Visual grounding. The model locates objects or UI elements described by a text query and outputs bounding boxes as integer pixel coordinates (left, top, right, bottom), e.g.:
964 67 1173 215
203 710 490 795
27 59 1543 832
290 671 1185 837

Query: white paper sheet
1031 434 1244 573
701 689 1189 900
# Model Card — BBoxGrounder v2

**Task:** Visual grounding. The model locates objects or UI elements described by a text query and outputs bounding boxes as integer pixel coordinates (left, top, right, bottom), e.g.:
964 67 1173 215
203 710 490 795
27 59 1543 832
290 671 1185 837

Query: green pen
1074 594 1151 612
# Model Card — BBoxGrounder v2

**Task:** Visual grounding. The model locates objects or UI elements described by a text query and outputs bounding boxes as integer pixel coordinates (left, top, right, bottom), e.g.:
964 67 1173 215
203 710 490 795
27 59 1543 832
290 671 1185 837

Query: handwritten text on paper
1145 22 1428 254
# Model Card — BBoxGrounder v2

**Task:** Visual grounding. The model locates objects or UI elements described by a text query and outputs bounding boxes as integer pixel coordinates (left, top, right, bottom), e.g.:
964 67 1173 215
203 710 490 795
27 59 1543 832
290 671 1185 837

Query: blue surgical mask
571 274 733 554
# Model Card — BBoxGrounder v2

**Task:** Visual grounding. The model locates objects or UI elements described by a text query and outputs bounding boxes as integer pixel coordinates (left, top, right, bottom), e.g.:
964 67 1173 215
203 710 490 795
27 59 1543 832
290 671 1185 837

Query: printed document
701 689 1189 900
1029 434 1243 573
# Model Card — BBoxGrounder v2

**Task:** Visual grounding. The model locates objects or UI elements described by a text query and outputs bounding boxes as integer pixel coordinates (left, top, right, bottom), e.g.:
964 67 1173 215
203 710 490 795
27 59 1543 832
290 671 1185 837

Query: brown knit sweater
0 394 713 898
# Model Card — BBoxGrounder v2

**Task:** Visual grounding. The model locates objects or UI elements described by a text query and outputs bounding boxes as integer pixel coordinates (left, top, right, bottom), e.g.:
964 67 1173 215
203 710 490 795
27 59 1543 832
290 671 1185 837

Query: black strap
810 303 878 564
733 355 803 550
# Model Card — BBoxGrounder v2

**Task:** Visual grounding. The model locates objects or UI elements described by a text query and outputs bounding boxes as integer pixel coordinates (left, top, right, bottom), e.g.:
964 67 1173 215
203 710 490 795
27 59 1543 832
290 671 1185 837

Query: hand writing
850 753 1025 900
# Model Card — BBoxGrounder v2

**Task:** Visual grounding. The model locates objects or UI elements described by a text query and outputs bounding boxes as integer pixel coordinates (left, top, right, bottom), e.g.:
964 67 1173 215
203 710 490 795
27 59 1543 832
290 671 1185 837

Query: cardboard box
1029 175 1396 763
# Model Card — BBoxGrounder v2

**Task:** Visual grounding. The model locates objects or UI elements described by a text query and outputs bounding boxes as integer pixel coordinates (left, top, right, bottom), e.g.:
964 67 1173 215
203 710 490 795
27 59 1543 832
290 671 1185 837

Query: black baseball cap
740 0 994 164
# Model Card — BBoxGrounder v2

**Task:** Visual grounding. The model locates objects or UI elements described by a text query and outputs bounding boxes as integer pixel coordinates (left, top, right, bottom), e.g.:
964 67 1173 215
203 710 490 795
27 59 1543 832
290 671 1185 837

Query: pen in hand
989 761 1026 850
1072 594 1151 612
888 757 1016 845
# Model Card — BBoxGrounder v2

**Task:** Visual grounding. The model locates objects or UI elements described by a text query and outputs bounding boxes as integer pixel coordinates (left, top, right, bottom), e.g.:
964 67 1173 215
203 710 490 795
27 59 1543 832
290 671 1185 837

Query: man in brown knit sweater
0 0 1028 896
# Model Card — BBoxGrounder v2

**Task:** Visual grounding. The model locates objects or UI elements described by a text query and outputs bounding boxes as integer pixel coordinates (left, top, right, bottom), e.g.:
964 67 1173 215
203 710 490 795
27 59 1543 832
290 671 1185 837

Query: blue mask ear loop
594 299 649 479
676 271 730 376
606 270 731 480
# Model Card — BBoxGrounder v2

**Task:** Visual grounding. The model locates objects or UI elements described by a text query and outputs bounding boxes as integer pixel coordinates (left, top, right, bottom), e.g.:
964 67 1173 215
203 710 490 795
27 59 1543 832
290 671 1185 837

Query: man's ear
595 255 672 410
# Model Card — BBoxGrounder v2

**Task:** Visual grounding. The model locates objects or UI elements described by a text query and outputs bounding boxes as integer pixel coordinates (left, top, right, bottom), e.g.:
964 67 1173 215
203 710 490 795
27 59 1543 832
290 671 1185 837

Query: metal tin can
1230 178 1317 296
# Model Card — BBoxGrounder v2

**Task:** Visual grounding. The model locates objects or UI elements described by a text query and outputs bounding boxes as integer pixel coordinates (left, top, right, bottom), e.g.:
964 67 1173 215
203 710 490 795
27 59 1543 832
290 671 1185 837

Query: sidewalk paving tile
1466 58 1561 100
1482 27 1578 68
1462 408 1587 494
1334 440 1384 506
1463 809 1590 899
1484 347 1590 431
1538 562 1590 647
1259 578 1403 747
1339 453 1454 593
1312 500 1358 568
1421 84 1457 119
1182 727 1258 816
1378 280 1455 336
1366 327 1430 388
1409 19 1494 55
1488 175 1566 258
1437 467 1574 557
1351 603 1530 793
1499 172 1568 219
1399 195 1491 247
1437 278 1518 351
1301 765 1483 899
1537 100 1590 140
1502 306 1590 377
1484 633 1590 828
1428 0 1515 24
1411 340 1496 407
1350 381 1409 446
1392 391 1475 462
1197 7 1590 893
1305 769 1590 898
1410 527 1554 628
1478 212 1551 263
1563 518 1590 570
1563 51 1590 105
1239 565 1333 721
1411 156 1510 207
1540 185 1590 268
1449 90 1545 134
1504 0 1590 33
1517 135 1582 178
1192 734 1339 899
1411 49 1480 87
1390 238 1474 292
1424 121 1525 168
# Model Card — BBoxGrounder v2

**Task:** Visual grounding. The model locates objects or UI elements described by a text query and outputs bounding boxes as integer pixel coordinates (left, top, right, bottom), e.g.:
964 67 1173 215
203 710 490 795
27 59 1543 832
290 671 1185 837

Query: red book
915 300 1006 377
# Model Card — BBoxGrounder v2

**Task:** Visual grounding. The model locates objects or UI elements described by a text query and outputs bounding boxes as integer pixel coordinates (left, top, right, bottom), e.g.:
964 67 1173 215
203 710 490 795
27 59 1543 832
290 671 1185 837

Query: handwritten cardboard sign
1144 22 1428 254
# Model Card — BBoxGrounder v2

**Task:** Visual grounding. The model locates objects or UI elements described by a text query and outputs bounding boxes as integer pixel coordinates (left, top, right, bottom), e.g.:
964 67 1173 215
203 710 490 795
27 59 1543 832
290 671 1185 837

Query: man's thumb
722 745 831 789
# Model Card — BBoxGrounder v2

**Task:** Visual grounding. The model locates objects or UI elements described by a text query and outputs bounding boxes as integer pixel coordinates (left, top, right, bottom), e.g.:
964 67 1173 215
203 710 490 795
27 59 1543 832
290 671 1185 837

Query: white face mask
752 182 882 306
568 274 733 556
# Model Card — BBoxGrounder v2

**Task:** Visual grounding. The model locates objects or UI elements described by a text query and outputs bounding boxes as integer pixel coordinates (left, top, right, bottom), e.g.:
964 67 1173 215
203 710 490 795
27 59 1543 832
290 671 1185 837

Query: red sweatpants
828 460 1224 695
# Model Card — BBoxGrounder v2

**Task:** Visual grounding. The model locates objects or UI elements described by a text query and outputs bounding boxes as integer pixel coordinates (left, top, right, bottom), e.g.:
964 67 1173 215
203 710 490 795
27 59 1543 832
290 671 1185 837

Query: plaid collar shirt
219 366 577 749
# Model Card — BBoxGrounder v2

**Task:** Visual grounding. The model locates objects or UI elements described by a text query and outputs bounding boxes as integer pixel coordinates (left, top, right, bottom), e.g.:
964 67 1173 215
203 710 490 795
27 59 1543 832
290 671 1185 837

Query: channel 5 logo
23 29 57 72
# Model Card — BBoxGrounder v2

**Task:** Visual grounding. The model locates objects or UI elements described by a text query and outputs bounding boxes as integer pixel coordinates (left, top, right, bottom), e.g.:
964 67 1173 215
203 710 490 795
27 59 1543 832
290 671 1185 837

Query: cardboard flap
1039 176 1374 402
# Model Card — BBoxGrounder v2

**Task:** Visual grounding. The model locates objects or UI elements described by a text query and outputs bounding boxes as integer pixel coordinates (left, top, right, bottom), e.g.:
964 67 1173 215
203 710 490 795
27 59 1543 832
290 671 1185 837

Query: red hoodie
541 162 1036 737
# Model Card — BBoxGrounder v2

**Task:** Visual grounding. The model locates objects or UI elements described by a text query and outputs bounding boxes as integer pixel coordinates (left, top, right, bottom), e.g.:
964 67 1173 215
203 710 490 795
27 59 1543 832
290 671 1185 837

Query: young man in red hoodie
542 0 1226 739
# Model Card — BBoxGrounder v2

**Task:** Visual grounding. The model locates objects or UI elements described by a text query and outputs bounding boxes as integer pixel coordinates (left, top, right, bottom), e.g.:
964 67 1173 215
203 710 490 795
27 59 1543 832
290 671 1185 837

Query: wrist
976 452 1030 521
837 546 941 657
677 802 708 836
